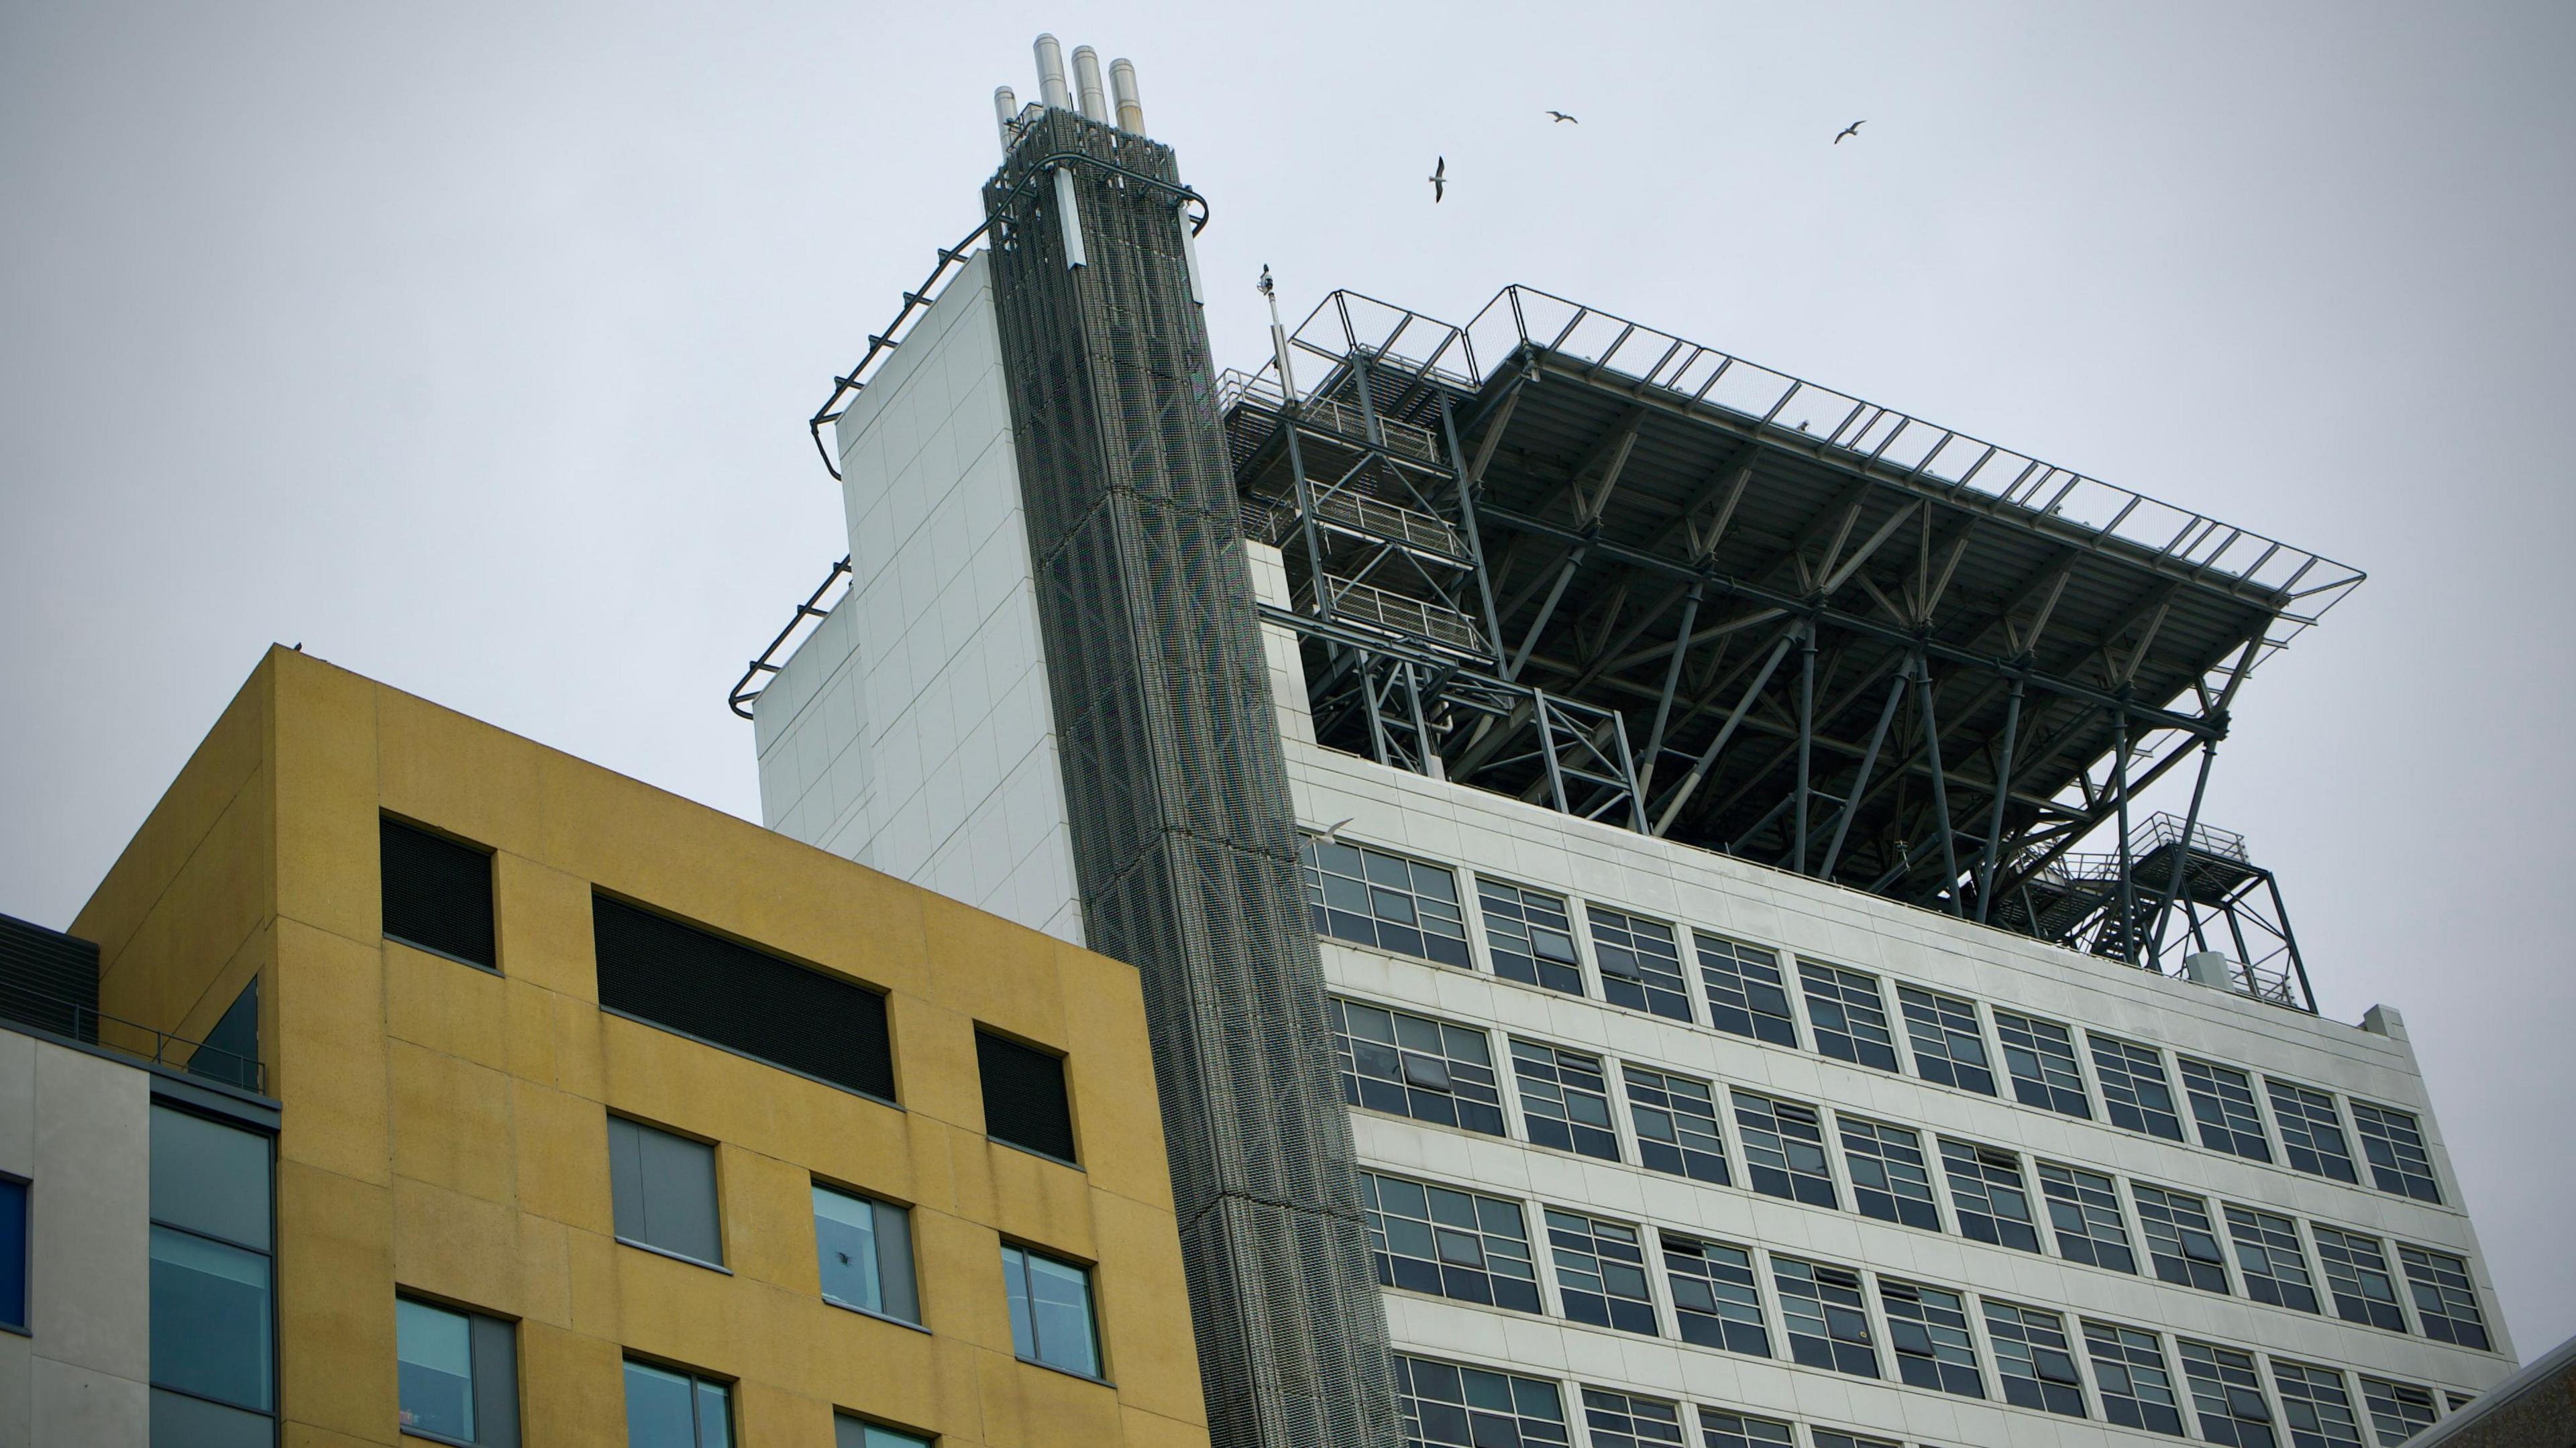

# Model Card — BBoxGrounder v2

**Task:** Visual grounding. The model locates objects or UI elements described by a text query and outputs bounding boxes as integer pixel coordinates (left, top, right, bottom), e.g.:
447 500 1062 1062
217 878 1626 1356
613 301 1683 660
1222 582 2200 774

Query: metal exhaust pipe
1108 58 1144 133
993 87 1019 151
1033 34 1073 111
1071 46 1110 123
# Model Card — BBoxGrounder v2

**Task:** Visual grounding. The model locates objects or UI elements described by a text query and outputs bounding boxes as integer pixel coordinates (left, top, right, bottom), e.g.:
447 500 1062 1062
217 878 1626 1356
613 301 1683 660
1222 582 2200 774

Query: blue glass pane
397 1298 474 1440
814 1188 883 1315
1025 1252 1099 1377
695 1381 731 1448
148 1225 271 1411
624 1361 696 1448
0 1178 25 1331
1001 1247 1037 1361
150 1106 270 1250
151 1386 271 1448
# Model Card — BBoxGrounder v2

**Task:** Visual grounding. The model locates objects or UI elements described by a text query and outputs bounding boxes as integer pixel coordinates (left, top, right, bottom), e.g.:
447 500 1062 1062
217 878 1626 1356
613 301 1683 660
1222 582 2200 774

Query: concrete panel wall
0 1031 152 1448
755 250 1081 946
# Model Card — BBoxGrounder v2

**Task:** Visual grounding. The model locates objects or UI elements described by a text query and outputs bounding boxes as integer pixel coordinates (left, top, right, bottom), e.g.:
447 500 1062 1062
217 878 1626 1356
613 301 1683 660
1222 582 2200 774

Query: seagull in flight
1546 110 1578 124
1428 156 1446 203
1834 119 1866 144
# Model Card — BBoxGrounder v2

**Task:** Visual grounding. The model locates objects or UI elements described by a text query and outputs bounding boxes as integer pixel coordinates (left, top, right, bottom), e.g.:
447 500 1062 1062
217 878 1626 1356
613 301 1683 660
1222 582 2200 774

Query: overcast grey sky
5 1 2569 1351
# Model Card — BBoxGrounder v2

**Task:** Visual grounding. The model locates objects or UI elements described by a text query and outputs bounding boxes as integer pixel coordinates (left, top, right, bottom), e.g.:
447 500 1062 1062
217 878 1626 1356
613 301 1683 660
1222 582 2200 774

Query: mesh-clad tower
747 34 2520 1448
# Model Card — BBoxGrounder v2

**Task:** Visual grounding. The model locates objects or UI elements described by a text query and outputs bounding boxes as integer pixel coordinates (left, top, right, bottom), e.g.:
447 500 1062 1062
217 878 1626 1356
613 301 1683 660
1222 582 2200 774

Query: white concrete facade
753 250 1083 944
1242 546 2516 1446
0 1027 152 1448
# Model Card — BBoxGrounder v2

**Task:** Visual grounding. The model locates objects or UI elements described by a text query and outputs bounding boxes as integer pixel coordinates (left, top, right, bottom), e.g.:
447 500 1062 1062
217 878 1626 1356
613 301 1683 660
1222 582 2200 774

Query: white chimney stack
1033 34 1074 111
1071 46 1111 123
993 87 1020 151
1109 58 1144 133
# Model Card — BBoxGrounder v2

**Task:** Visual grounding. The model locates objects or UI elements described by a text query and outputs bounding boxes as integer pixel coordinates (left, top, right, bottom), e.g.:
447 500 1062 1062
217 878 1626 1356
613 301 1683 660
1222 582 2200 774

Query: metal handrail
729 555 853 720
1294 575 1486 655
0 980 265 1093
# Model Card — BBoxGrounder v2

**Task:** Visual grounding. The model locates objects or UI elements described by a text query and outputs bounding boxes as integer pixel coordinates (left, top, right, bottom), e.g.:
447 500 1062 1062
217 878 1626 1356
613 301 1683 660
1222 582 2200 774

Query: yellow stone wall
73 646 1212 1448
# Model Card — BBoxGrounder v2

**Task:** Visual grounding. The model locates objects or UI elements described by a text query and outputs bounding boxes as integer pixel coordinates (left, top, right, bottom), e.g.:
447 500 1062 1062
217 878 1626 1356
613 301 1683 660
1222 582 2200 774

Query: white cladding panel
1248 557 2513 1443
753 250 1081 944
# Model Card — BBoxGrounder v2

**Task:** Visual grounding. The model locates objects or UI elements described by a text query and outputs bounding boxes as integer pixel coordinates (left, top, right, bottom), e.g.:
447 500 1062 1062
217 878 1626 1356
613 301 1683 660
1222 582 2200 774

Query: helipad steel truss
1222 287 2360 1009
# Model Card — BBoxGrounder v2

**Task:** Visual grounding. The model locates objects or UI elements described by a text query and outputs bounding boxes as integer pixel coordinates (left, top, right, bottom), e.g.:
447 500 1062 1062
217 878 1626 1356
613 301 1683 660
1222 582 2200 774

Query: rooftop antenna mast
1258 264 1299 402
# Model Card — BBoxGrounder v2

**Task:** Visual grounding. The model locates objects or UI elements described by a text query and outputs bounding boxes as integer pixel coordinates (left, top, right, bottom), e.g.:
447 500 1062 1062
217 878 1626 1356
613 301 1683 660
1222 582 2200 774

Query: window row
607 1113 1106 1381
396 1296 935 1447
1305 834 2444 1203
381 814 1083 1163
1401 1346 2467 1448
1332 995 2491 1347
1378 1219 2479 1448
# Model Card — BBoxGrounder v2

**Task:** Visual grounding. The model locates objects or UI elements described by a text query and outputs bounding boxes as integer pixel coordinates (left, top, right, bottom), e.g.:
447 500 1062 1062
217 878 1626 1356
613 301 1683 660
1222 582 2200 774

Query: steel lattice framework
1223 288 2360 1010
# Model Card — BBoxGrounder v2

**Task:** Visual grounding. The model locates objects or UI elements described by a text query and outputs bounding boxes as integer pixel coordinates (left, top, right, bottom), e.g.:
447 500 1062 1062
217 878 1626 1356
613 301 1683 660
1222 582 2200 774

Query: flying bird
1546 110 1578 124
1428 156 1446 203
1316 817 1356 842
1834 119 1866 144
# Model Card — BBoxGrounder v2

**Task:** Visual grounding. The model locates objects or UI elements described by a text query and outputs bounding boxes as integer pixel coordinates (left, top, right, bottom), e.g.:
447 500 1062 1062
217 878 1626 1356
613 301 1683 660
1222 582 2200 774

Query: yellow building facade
70 645 1212 1448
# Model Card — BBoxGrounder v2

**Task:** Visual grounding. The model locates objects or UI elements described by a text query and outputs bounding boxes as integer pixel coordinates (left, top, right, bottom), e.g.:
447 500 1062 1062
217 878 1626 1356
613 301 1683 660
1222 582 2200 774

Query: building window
2133 1184 2231 1293
1699 1414 1796 1448
1299 839 1470 967
593 895 894 1102
1879 1279 1982 1397
2086 1321 2186 1437
2180 1057 2273 1162
1993 1011 2088 1117
1798 962 1898 1070
2397 1245 2489 1349
1580 1389 1684 1448
1662 1235 1768 1355
1772 1257 1876 1376
2225 1206 2320 1313
1511 1040 1619 1161
1589 907 1692 1023
1809 1435 1900 1448
1732 1091 1837 1208
397 1298 519 1447
2273 1361 2365 1448
149 1103 275 1448
1360 1172 1541 1313
2090 1034 2186 1141
2312 1227 2407 1333
1329 999 1505 1136
380 816 496 970
1000 1243 1102 1378
835 1416 931 1448
2267 1079 2359 1183
976 1030 1077 1164
1984 1300 2086 1417
2039 1163 2135 1273
607 1116 723 1268
1697 935 1797 1046
1544 1209 1656 1335
1939 1140 2038 1253
1837 1117 1939 1231
623 1360 730 1448
1896 986 1993 1094
812 1185 918 1324
2447 1392 2476 1413
2358 1379 2438 1447
0 1176 23 1333
189 977 261 1092
1394 1357 1569 1447
1623 1065 1729 1184
2351 1101 2441 1203
2180 1341 2276 1448
1477 877 1584 995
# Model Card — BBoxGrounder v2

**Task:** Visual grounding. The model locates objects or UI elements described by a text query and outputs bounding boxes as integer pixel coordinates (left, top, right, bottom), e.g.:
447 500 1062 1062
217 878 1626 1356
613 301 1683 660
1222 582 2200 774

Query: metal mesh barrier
983 108 1400 1448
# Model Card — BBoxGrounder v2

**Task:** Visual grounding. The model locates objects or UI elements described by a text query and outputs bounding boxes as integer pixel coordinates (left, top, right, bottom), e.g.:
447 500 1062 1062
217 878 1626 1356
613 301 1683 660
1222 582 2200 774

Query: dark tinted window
380 816 496 969
977 1031 1076 1164
593 895 894 1102
607 1117 723 1267
148 1104 274 1448
1299 839 1470 967
189 977 260 1091
0 1178 21 1331
1329 998 1505 1136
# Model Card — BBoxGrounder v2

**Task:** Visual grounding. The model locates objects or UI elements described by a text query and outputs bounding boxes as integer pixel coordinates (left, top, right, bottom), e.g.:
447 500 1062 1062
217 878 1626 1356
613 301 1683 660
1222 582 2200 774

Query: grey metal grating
984 107 1399 1448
